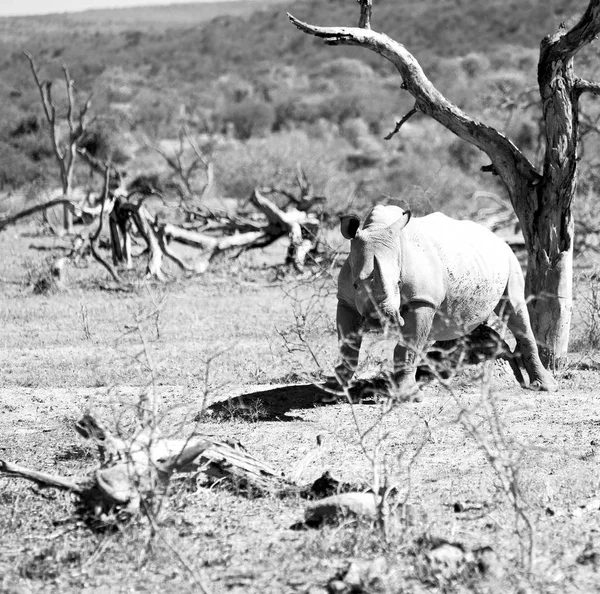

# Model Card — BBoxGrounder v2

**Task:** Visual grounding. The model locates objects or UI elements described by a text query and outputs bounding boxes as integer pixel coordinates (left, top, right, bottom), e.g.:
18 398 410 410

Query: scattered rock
451 499 487 514
328 557 389 593
415 536 499 586
309 471 357 499
304 492 381 527
427 541 467 580
576 539 599 566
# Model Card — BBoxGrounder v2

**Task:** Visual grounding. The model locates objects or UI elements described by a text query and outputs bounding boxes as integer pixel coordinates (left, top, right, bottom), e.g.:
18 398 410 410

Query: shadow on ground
205 381 384 422
206 383 329 422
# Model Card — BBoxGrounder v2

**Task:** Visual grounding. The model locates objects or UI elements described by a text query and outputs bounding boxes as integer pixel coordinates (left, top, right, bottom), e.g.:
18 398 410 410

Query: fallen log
0 412 299 521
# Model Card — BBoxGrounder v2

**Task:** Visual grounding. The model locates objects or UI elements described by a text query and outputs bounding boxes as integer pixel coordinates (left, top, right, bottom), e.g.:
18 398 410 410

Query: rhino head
340 205 411 328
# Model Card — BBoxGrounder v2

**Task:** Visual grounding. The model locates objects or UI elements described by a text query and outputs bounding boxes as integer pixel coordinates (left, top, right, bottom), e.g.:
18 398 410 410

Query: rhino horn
373 255 387 296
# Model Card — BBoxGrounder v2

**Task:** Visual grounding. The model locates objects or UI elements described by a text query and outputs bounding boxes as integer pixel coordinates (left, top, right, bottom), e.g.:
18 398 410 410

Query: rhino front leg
393 303 436 401
331 301 363 386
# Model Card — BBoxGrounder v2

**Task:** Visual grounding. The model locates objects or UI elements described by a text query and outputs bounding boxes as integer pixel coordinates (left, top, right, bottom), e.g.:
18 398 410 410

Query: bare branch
0 198 72 231
384 106 418 140
143 136 180 172
183 125 209 168
548 0 600 60
156 228 196 273
576 77 600 97
0 459 85 492
23 51 53 124
287 12 541 189
357 0 372 29
63 63 76 135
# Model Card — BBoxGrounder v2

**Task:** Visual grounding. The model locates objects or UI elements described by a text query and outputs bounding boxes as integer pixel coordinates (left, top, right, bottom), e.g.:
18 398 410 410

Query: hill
0 0 589 87
0 0 598 214
0 0 287 42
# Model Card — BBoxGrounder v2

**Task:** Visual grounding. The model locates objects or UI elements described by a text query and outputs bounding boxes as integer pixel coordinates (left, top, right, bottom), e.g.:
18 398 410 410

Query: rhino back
402 213 512 339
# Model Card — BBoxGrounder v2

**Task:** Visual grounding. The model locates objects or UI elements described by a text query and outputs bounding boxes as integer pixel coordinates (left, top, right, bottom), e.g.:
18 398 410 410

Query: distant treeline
0 0 594 204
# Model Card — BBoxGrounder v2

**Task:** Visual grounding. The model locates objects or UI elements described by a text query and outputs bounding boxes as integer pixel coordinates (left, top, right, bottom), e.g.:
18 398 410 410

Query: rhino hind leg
416 323 526 386
498 267 557 392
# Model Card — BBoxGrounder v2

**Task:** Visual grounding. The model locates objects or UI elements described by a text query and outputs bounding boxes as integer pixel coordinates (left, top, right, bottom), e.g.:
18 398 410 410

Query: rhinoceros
331 204 556 398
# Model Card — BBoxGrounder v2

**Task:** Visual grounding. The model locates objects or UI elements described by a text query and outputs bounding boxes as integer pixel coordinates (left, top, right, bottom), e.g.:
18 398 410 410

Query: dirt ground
2 225 600 593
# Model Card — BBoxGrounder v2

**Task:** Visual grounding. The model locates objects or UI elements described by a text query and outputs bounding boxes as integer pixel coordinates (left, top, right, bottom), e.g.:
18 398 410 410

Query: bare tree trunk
519 19 582 369
109 214 123 265
526 229 573 369
131 205 165 280
63 200 73 234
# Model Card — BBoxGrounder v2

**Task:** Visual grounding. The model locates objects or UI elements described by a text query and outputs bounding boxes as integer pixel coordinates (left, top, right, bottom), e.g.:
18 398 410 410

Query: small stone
327 579 349 593
305 492 381 526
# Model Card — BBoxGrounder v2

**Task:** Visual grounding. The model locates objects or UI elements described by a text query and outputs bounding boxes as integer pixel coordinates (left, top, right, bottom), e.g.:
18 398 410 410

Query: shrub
9 114 40 138
211 130 354 204
340 117 371 149
448 138 483 172
461 52 491 78
222 99 276 140
0 141 41 189
78 116 130 165
316 57 375 79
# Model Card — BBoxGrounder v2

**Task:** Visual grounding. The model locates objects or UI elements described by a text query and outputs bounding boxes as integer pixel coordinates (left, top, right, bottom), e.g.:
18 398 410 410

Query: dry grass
1 224 600 593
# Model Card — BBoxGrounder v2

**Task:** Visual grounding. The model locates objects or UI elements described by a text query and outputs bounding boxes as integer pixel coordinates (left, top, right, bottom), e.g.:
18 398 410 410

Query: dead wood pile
0 408 363 527
0 411 299 523
0 173 325 283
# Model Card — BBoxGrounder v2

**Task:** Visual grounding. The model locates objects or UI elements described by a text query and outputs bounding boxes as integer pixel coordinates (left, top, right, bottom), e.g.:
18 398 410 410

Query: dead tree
288 0 600 369
145 124 213 217
251 188 322 271
24 52 92 234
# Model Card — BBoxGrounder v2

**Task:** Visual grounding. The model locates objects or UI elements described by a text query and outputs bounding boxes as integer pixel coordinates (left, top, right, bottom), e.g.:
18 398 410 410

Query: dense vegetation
1 0 600 218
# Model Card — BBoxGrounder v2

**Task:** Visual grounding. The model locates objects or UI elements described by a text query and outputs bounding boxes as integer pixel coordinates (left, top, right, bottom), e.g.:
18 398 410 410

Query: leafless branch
357 0 372 29
384 106 418 140
576 77 600 96
287 10 541 188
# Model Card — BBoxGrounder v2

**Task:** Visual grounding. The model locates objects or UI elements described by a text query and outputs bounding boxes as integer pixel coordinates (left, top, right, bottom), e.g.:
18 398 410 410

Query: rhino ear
389 209 411 235
340 214 361 239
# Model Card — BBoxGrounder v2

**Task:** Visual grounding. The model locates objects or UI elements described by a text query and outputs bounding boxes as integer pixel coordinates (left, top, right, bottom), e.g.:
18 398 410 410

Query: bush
274 95 325 130
0 141 41 189
211 130 354 205
316 58 375 80
78 116 130 165
460 52 491 78
223 99 275 140
340 117 371 149
448 139 483 172
9 114 40 138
